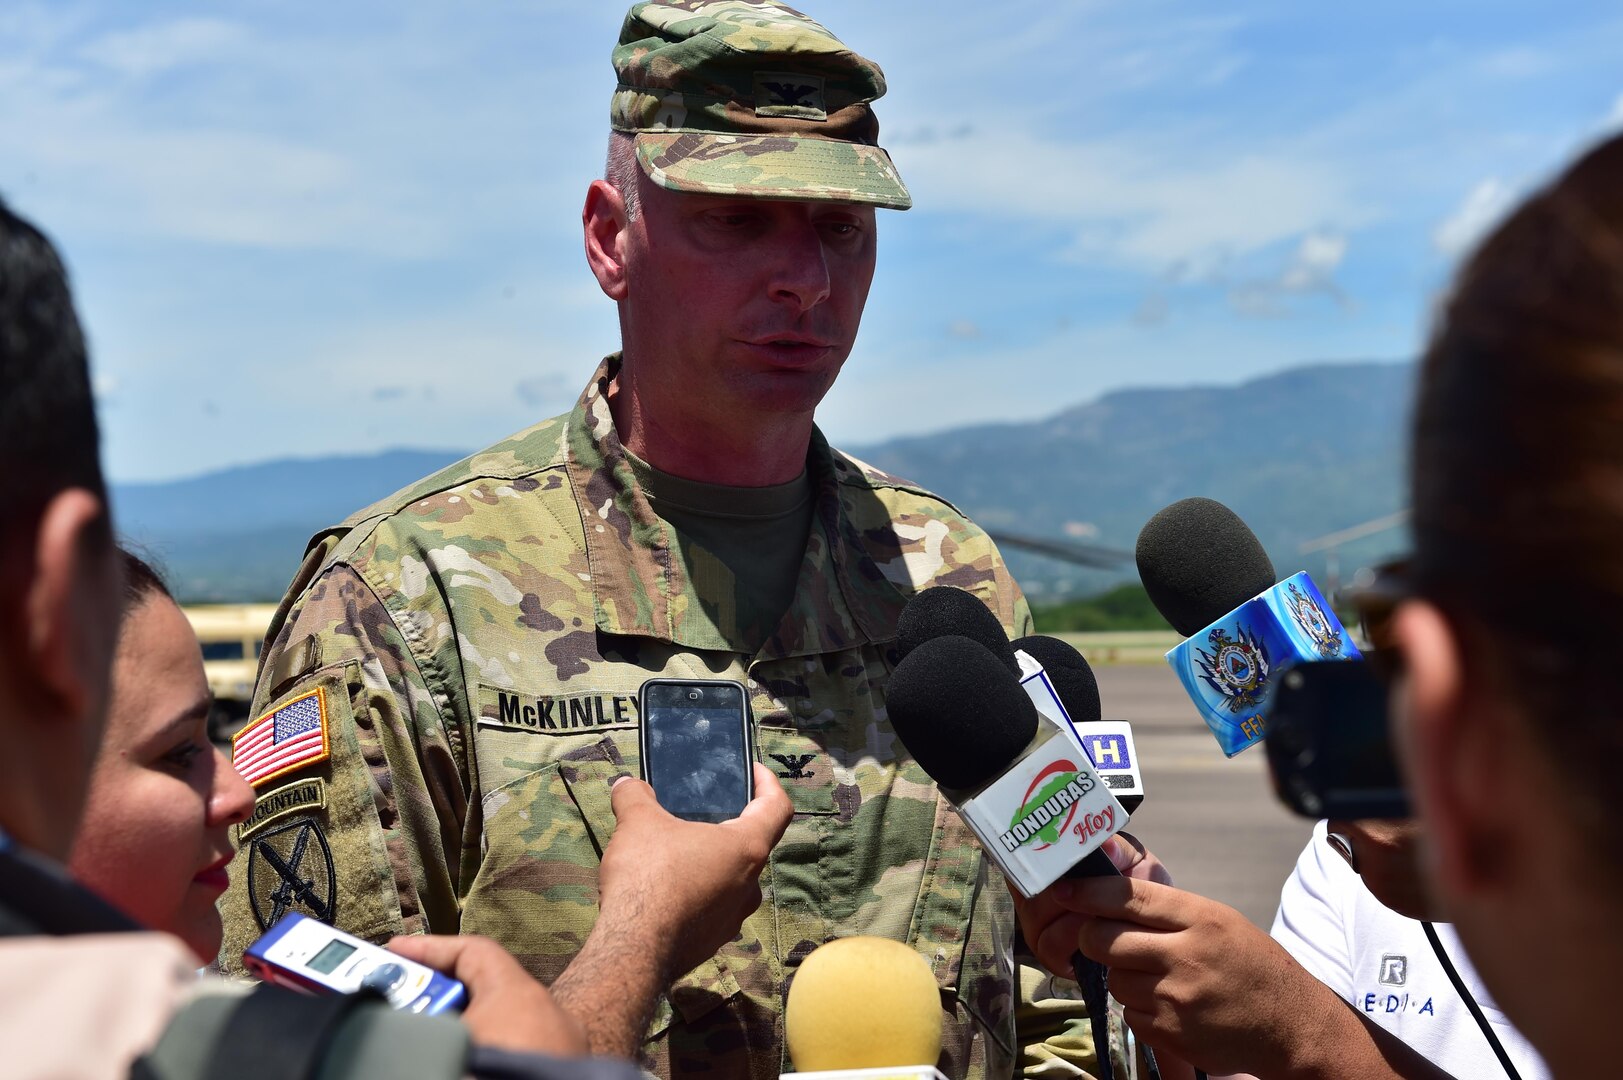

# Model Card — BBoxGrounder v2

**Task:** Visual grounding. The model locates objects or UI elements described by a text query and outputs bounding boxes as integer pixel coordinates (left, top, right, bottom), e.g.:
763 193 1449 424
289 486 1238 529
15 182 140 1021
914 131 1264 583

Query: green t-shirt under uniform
623 449 815 655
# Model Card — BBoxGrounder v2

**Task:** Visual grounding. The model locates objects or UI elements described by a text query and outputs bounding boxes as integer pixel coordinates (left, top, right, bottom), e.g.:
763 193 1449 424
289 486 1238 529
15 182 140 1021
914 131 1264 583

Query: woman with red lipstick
68 549 254 965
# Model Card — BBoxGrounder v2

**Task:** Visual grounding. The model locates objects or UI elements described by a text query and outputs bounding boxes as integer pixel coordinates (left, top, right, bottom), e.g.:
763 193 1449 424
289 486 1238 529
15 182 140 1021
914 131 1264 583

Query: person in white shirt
1272 820 1545 1080
1009 818 1548 1080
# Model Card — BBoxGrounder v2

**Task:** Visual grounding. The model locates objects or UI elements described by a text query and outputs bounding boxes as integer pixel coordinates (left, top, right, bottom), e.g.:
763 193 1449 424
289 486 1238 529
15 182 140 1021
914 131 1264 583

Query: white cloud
1282 231 1348 289
1602 92 1623 133
1226 230 1349 318
0 6 603 259
899 125 1362 275
1434 178 1515 258
80 18 246 78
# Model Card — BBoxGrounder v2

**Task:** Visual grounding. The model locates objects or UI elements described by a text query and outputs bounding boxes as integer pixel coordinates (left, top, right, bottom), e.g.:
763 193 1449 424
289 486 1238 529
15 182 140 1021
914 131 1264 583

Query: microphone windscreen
1135 497 1277 637
785 936 944 1070
1012 635 1102 725
887 635 1038 791
895 585 1019 675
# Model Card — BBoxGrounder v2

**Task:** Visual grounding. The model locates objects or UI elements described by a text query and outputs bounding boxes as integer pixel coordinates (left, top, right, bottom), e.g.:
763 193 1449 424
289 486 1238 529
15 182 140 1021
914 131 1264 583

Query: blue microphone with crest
1137 498 1361 757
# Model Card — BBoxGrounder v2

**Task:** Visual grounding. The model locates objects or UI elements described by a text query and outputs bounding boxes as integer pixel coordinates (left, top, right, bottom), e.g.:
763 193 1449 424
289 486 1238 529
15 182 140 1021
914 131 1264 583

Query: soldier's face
620 179 877 418
69 592 255 963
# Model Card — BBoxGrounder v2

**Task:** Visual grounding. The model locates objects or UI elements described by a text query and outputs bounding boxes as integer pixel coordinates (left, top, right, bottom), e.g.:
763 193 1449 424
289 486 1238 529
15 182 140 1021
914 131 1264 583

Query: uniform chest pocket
461 735 744 1038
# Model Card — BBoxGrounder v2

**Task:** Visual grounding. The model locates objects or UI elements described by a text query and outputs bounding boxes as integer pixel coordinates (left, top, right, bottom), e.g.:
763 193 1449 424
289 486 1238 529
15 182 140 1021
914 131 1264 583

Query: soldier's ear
583 179 630 302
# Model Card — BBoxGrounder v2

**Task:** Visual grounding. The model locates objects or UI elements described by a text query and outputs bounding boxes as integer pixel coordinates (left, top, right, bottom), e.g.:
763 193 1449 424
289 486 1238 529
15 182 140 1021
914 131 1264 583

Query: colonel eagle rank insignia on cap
609 0 912 209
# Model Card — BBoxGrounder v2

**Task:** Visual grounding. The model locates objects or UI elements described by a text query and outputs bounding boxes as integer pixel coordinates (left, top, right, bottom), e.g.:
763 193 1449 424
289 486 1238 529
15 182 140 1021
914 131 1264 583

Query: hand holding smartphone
638 679 754 822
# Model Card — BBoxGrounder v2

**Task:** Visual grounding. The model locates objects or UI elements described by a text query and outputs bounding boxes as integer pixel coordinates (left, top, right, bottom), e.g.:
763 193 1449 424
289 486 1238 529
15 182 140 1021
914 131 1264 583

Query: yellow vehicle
183 603 278 744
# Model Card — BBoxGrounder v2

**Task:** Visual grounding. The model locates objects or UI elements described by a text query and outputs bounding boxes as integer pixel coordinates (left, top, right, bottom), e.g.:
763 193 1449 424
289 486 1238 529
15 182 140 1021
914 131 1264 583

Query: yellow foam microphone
784 937 945 1078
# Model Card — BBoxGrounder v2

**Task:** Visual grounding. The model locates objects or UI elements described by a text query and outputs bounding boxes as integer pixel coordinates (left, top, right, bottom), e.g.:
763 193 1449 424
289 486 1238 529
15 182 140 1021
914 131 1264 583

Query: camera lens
687 690 701 700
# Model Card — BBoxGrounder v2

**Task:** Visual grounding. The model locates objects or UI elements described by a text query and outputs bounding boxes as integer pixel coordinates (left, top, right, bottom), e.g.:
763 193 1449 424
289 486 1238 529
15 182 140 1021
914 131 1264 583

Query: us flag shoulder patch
233 687 330 789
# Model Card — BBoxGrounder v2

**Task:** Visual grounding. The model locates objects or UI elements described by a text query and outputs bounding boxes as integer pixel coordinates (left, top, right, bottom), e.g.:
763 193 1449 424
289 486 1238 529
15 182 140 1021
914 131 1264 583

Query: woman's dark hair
1411 133 1623 863
118 546 174 616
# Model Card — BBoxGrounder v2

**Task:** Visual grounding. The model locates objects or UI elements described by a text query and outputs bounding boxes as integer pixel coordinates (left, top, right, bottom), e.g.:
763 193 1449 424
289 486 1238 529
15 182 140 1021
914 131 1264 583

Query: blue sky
3 1 1620 482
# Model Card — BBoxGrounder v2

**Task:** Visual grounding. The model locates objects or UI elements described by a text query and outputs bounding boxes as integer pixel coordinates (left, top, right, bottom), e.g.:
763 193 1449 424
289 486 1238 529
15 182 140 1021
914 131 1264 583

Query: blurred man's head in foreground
0 200 122 859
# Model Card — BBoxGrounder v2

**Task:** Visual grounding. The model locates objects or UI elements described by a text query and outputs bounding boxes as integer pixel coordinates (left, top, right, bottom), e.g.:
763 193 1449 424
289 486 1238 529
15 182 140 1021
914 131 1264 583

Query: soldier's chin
733 365 842 414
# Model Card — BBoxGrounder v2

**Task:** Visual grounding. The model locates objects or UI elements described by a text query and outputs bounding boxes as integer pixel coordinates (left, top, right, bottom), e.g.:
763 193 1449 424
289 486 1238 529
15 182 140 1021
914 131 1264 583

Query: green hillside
1032 583 1173 633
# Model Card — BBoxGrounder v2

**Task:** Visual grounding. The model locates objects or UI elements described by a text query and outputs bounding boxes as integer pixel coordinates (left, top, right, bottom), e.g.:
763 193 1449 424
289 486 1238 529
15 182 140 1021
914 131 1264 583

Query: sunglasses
1347 557 1412 681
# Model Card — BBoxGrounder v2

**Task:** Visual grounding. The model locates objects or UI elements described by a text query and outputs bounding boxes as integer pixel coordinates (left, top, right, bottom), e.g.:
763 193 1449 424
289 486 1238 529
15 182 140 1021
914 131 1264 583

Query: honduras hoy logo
1196 626 1271 713
1287 582 1344 657
998 760 1098 853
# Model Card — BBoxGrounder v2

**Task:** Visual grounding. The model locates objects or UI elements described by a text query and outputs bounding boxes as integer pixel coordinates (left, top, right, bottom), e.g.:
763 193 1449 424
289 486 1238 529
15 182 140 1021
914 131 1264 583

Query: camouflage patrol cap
611 0 912 210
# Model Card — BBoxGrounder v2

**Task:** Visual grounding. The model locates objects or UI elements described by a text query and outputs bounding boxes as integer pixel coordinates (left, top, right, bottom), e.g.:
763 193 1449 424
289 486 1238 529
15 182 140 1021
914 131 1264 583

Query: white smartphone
243 912 466 1014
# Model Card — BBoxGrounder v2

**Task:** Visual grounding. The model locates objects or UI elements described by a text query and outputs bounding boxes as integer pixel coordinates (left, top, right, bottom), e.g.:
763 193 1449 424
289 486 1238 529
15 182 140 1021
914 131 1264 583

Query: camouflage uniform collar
566 356 906 657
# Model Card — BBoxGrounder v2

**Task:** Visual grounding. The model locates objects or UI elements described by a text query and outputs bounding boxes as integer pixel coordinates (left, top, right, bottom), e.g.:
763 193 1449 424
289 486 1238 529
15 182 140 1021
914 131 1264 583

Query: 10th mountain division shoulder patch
238 778 326 843
247 816 336 931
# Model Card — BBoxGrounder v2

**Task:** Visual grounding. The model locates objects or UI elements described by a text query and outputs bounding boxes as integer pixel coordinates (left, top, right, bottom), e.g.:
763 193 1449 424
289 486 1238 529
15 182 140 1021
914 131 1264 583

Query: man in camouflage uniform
221 2 1115 1076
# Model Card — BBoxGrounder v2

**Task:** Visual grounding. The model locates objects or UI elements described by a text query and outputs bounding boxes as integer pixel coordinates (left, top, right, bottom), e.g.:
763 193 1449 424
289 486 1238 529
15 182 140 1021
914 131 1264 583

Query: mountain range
112 360 1415 603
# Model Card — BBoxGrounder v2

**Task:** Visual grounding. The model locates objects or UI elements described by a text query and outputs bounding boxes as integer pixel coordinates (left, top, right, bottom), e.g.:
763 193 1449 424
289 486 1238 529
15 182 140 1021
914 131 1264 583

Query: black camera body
1264 659 1409 820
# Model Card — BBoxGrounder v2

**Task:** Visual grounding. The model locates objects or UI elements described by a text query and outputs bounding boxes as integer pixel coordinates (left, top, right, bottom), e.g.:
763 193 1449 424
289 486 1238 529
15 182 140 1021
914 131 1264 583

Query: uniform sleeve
1269 820 1354 1001
1013 964 1125 1079
1011 589 1035 639
217 562 470 972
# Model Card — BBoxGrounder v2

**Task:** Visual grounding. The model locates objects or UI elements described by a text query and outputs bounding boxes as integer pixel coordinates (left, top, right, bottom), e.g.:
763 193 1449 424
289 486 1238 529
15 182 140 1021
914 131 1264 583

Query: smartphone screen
640 680 752 822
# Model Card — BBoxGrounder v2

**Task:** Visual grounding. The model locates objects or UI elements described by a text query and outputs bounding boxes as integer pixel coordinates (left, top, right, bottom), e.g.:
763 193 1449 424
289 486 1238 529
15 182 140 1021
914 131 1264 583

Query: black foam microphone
887 636 1122 886
887 636 1155 1080
894 585 1020 675
1136 497 1360 756
886 634 1038 791
1014 635 1145 812
1136 498 1277 637
1012 635 1101 724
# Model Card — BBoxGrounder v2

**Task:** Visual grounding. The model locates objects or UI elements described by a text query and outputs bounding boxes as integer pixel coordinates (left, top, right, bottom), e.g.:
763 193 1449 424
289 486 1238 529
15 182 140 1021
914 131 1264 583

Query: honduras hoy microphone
887 635 1124 896
1136 498 1360 756
888 634 1162 1080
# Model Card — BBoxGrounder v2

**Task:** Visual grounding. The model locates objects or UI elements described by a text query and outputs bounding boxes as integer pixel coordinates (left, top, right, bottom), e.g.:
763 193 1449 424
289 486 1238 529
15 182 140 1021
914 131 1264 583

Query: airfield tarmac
1092 662 1317 928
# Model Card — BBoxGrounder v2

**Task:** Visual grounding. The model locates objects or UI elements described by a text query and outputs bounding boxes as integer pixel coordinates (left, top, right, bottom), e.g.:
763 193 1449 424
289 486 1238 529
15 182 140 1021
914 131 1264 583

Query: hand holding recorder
246 913 589 1056
388 933 589 1056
